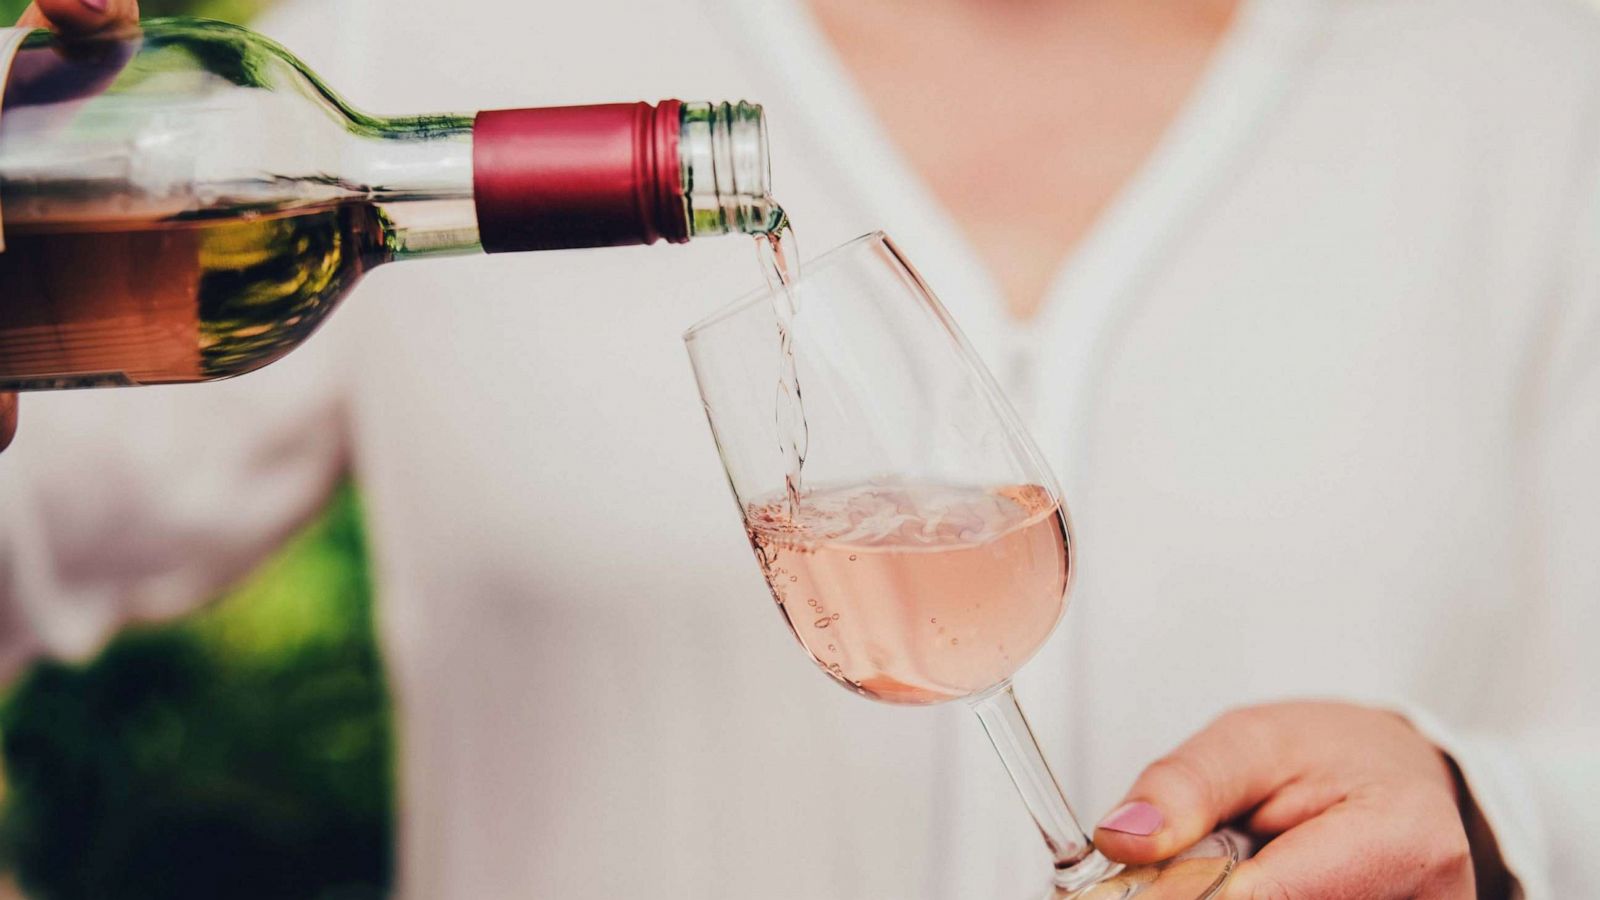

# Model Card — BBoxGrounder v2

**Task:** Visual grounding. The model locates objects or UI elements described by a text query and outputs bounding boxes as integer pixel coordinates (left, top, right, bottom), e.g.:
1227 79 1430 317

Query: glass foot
1049 832 1240 900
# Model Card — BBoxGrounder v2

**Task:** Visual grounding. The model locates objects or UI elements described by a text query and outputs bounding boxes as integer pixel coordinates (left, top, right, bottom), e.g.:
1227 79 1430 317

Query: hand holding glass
685 233 1236 898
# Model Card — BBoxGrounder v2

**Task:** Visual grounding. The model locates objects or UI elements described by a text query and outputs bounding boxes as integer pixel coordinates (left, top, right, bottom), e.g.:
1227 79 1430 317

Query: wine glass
684 232 1237 898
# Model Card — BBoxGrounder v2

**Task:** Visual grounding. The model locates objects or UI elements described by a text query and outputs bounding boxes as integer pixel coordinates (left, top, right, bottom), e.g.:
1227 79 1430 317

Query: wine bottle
0 19 774 391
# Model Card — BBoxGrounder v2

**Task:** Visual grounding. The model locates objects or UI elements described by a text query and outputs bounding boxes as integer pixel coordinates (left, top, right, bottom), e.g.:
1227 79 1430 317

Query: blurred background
1 8 391 900
4 2 1599 899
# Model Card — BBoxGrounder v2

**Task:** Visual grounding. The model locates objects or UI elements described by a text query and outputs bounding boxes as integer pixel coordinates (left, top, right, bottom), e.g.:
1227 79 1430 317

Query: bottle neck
353 114 479 260
472 101 688 253
679 100 778 238
363 99 773 260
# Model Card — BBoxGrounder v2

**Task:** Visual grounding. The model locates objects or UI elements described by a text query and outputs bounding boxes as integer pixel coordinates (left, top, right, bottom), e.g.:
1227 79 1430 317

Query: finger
17 0 138 34
1222 790 1474 900
1244 775 1346 835
1094 708 1298 864
0 393 17 452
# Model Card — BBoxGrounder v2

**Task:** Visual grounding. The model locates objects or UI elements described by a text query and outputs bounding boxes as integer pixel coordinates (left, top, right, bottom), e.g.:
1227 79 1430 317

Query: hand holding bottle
1 0 140 452
0 9 768 450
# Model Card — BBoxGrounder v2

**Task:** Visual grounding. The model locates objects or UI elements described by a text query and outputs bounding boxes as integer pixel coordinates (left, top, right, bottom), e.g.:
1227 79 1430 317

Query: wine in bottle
0 19 775 390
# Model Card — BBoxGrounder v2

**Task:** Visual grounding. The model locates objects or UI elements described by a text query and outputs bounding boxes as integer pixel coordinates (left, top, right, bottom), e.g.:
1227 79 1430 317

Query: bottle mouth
679 100 776 237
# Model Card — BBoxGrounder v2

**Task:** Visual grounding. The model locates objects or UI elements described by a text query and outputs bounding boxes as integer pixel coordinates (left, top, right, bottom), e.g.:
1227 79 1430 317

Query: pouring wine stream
755 203 808 517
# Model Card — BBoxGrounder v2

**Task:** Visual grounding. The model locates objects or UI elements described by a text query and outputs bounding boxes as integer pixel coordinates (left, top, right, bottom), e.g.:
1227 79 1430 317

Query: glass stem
969 683 1119 892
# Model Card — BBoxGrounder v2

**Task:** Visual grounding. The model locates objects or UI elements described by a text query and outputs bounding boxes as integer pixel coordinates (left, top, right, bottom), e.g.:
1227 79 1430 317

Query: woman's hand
17 0 138 33
1093 701 1511 899
1 0 140 452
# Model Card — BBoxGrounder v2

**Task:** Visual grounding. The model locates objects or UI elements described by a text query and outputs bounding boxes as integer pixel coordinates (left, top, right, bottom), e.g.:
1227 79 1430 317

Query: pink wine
0 203 383 388
754 208 808 512
745 481 1070 704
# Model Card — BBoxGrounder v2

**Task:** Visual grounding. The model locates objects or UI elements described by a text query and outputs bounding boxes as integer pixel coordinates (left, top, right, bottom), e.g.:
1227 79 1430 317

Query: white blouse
2 0 1596 897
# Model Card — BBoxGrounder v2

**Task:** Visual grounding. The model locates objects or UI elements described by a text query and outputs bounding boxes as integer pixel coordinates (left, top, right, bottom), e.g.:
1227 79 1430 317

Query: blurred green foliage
0 486 393 900
0 6 390 899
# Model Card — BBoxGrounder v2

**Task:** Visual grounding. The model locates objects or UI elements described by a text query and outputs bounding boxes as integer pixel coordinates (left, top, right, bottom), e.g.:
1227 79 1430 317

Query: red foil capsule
472 100 687 253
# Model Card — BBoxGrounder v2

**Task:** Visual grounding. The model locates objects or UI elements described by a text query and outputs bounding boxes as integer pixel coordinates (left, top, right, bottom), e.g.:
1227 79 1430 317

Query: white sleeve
0 340 349 683
1401 146 1600 900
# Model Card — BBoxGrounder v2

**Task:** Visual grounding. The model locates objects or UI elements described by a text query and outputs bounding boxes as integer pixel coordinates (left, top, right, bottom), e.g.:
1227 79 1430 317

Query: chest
807 0 1238 318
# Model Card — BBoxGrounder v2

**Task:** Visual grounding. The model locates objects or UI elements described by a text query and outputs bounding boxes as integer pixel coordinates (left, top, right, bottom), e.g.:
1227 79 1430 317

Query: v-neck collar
718 0 1330 440
1027 0 1334 466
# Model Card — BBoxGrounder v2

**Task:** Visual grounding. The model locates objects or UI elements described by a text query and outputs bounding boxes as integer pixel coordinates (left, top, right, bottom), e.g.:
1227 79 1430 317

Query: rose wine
0 20 775 392
0 202 382 388
745 481 1069 704
754 206 808 513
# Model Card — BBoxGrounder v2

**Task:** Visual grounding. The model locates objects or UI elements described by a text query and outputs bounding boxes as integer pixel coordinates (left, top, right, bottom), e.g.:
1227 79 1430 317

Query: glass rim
681 230 887 342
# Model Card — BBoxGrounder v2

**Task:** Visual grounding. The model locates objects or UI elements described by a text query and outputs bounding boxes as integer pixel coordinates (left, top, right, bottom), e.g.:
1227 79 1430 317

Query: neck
345 114 479 260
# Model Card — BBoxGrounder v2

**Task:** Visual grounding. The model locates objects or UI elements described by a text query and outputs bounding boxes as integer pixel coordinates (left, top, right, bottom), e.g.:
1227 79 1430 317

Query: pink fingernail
81 0 109 11
1098 801 1164 836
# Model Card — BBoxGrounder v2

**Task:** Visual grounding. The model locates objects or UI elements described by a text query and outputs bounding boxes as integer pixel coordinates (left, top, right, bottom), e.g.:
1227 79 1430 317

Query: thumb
1094 709 1298 865
17 0 139 34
